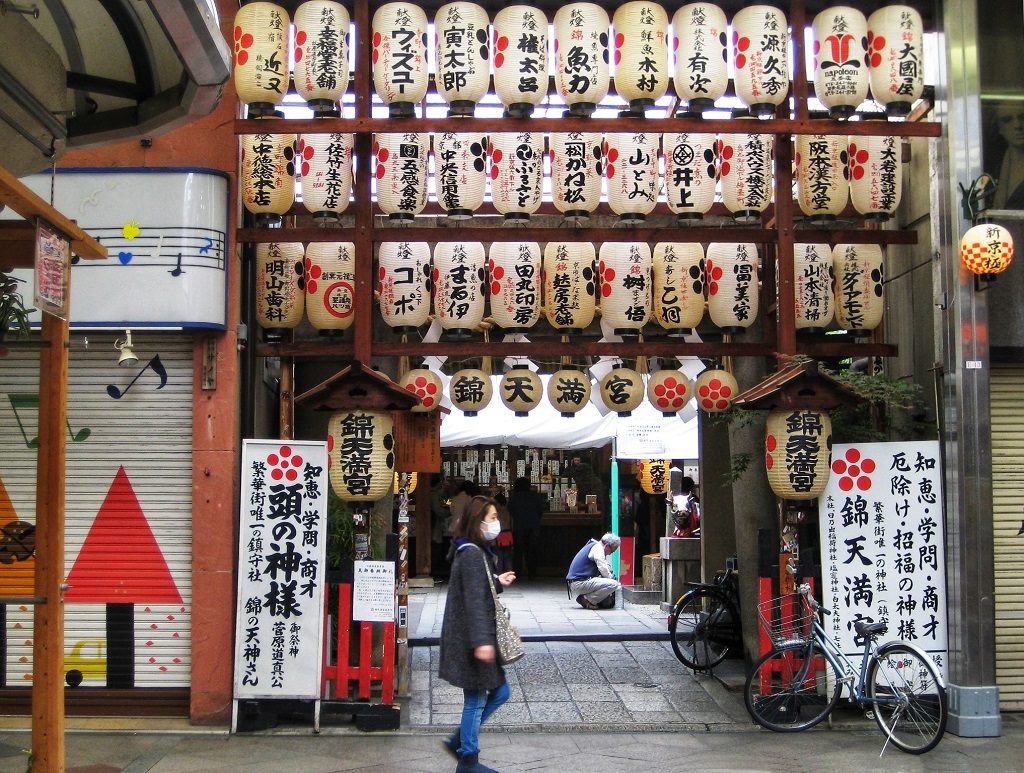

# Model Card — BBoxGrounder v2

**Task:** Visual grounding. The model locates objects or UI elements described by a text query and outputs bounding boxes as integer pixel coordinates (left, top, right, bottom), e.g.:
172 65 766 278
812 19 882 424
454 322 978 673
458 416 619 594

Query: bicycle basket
757 594 814 647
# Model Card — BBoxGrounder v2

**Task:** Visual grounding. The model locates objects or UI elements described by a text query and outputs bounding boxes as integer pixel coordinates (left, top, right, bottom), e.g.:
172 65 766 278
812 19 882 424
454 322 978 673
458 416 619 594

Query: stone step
621 584 662 605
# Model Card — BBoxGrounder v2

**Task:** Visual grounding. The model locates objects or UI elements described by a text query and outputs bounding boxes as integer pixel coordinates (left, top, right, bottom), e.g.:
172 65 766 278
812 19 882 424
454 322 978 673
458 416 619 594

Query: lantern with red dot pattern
299 133 353 222
647 369 693 416
796 133 848 223
732 5 790 117
598 242 651 339
551 131 604 222
694 368 738 413
489 132 544 221
433 241 486 339
832 243 884 333
605 132 660 225
375 133 428 221
664 131 718 221
848 135 902 221
866 5 924 118
233 2 290 117
401 368 444 412
706 242 759 333
242 127 296 226
435 132 487 219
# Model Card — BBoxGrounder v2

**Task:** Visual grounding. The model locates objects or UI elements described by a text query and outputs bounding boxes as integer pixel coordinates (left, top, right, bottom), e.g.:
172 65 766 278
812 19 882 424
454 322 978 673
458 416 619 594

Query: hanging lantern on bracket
293 0 350 117
371 2 429 118
233 2 290 117
638 459 671 495
500 364 543 416
449 367 493 416
547 368 592 418
328 410 395 502
434 1 490 116
765 409 833 501
647 368 693 416
694 368 738 413
255 242 305 342
960 222 1014 280
493 5 548 118
401 368 444 412
599 366 644 417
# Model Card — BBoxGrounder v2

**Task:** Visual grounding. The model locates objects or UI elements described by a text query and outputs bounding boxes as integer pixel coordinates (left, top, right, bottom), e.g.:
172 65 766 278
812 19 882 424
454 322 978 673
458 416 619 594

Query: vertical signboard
819 441 948 677
34 218 69 319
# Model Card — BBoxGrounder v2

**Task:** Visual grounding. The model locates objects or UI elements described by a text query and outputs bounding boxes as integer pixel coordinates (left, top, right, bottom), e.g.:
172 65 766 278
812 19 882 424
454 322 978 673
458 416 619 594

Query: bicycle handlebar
797 583 830 616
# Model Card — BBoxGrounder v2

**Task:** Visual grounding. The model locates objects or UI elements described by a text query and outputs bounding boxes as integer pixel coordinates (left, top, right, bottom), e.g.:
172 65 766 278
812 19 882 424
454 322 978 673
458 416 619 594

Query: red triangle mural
66 466 183 604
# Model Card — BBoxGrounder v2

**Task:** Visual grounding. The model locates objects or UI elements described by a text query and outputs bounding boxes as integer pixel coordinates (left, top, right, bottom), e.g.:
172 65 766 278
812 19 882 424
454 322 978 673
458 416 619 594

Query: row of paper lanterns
234 2 924 119
242 129 904 224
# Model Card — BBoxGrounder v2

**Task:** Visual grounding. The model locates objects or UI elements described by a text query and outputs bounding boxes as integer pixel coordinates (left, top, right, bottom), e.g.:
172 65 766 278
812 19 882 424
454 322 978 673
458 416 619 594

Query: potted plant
0 271 34 340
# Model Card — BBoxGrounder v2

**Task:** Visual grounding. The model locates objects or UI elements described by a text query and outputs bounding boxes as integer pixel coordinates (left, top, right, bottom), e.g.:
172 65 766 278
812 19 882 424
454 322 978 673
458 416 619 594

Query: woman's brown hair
452 495 497 548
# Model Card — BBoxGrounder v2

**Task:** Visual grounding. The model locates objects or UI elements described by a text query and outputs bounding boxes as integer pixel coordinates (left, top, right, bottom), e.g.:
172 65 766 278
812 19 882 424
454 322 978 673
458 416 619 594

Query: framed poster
352 561 396 623
34 218 70 319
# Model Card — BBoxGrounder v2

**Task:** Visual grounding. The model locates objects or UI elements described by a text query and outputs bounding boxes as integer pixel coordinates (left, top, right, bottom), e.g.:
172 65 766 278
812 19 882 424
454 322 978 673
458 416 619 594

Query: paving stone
600 666 652 684
565 683 619 702
521 683 571 701
529 702 583 722
628 710 688 723
490 702 531 724
591 653 641 667
576 701 634 723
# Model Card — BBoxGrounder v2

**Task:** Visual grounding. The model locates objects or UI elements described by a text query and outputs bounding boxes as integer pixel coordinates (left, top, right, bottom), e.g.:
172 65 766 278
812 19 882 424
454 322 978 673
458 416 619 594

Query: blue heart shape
118 251 132 264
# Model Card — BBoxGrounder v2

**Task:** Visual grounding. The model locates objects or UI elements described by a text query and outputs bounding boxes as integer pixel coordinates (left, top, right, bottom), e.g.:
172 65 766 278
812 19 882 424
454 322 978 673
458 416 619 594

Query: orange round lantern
960 223 1015 277
638 459 671 495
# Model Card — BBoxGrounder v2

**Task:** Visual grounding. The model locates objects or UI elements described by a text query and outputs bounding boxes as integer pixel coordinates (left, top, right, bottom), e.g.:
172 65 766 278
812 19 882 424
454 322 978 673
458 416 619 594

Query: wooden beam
0 222 37 269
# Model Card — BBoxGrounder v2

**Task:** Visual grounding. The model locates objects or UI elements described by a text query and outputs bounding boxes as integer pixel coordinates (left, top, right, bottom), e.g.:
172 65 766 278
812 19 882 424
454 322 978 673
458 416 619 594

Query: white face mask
482 520 502 541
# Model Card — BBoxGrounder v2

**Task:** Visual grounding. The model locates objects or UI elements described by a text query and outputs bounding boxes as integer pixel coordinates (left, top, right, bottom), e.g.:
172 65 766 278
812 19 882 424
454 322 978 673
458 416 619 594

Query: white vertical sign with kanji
819 441 948 678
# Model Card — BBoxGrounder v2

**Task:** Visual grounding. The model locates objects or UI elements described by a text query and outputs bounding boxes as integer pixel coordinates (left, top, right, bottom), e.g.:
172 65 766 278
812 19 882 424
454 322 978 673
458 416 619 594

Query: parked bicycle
744 582 947 755
667 558 742 672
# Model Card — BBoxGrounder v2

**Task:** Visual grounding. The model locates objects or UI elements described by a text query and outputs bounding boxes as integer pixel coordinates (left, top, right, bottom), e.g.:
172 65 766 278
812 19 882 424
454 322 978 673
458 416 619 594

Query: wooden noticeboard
393 411 442 472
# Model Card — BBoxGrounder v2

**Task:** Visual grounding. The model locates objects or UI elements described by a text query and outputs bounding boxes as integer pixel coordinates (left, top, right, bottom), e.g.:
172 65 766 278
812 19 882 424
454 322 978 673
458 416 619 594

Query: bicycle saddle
854 620 888 638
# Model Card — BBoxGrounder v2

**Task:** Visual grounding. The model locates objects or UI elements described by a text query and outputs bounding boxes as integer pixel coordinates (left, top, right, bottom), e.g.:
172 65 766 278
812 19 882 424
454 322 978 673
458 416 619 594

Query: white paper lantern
812 6 868 119
241 128 296 225
707 242 759 332
328 410 395 502
377 241 431 331
551 131 604 221
294 1 350 116
401 368 444 412
599 366 644 416
599 242 651 338
372 2 429 117
433 241 486 338
500 364 543 416
298 133 353 222
796 133 848 223
833 243 884 333
435 132 487 219
554 3 610 116
605 132 660 224
653 242 705 335
233 2 290 116
256 242 305 341
672 3 729 113
435 2 491 115
547 368 592 417
694 368 738 413
848 134 902 220
960 223 1015 277
489 132 544 220
647 369 693 416
449 368 493 415
867 5 924 118
792 243 835 331
544 241 597 332
732 5 790 117
612 2 669 113
375 132 428 221
305 241 355 331
719 129 773 223
766 409 832 500
493 6 548 117
664 131 718 220
488 242 541 333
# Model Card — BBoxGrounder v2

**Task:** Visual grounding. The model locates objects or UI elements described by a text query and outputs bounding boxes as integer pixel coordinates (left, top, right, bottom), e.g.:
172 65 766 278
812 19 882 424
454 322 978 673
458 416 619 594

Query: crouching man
566 532 621 610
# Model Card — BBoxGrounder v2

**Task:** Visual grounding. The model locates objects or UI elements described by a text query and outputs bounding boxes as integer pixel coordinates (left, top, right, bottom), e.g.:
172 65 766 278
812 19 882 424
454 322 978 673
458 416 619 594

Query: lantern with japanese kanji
848 135 902 220
492 5 548 118
233 2 290 117
867 5 924 118
695 368 738 413
500 364 543 416
653 242 705 336
375 132 428 220
719 129 773 223
832 243 884 333
489 241 541 333
553 3 610 117
256 242 305 342
449 367 493 415
433 241 486 339
598 242 651 339
732 5 790 117
765 409 833 500
599 366 644 416
435 132 487 219
792 243 835 331
547 368 592 417
305 241 355 331
377 241 431 332
489 132 544 221
328 410 395 501
371 2 429 118
435 2 490 116
672 3 728 113
796 133 848 223
647 369 693 416
294 0 350 116
612 2 669 113
605 132 660 225
551 131 604 221
242 127 296 226
960 223 1015 277
706 242 759 333
638 459 671 495
544 241 598 333
401 368 444 412
298 133 353 222
664 131 718 221
812 6 868 119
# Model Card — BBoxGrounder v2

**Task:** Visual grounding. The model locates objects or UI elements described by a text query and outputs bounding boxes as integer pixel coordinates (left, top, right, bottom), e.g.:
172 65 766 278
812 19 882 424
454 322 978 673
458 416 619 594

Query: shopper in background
430 475 453 578
508 476 545 580
565 532 621 610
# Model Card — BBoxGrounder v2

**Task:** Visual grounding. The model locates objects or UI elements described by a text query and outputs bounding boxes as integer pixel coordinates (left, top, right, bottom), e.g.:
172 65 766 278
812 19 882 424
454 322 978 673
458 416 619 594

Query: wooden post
279 356 294 440
395 475 411 698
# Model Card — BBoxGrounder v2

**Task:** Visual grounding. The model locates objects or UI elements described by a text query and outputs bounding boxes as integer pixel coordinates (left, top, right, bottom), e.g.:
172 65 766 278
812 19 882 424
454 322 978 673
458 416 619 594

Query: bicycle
744 582 947 755
667 558 742 672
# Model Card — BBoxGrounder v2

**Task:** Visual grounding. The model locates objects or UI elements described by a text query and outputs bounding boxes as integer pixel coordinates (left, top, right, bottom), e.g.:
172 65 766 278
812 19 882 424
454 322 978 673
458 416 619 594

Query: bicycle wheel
867 643 947 754
669 587 736 670
744 641 843 732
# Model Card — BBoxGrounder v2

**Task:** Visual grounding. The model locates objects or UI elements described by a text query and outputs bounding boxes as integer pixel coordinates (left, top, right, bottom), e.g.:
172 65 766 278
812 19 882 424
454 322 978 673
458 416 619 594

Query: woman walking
440 495 517 772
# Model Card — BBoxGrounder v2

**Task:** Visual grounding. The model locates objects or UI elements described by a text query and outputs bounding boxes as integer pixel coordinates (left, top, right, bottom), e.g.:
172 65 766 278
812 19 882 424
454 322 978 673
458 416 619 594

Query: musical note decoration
106 355 169 400
8 393 91 448
169 253 185 277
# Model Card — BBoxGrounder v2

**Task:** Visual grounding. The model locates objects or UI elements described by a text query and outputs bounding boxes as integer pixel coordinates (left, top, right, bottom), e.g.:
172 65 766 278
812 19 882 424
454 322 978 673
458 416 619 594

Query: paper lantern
647 369 693 416
599 366 644 416
664 131 718 220
812 7 869 119
796 134 848 223
394 471 418 494
867 5 924 118
328 410 395 501
719 129 773 223
233 2 290 116
401 368 444 412
612 2 669 113
599 242 651 338
551 131 604 221
638 459 671 494
554 3 610 117
488 242 541 333
435 132 487 219
500 364 543 416
605 132 660 224
793 243 835 331
732 5 790 117
298 133 353 222
766 409 832 500
544 241 598 333
434 2 490 115
305 241 355 330
375 132 428 221
433 241 486 338
848 135 902 220
489 132 544 220
241 128 296 226
672 3 729 113
372 2 429 117
449 368 493 415
832 243 884 333
547 368 592 417
695 368 738 413
493 6 548 117
707 242 759 332
960 223 1014 277
653 242 705 336
377 241 431 332
294 1 350 116
255 242 304 341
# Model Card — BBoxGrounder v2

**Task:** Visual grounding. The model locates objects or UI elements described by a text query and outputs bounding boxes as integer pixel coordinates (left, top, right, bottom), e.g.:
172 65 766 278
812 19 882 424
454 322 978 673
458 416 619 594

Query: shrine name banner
818 440 948 678
234 440 328 700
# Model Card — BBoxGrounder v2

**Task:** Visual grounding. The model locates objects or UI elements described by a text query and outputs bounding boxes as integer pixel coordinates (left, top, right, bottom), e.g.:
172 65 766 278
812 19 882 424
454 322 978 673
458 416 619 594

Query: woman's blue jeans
458 681 510 757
